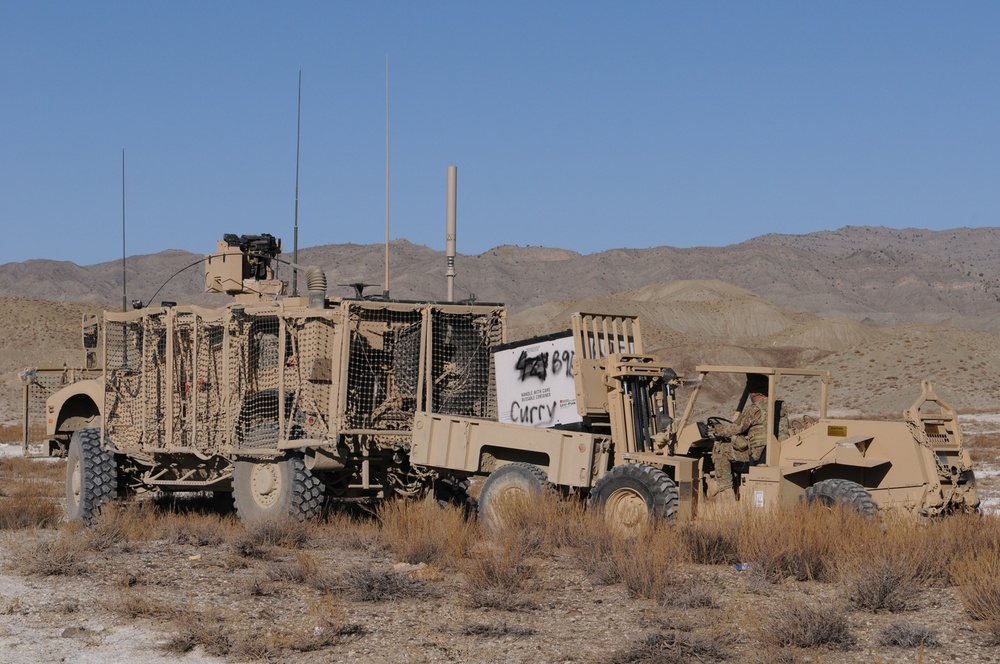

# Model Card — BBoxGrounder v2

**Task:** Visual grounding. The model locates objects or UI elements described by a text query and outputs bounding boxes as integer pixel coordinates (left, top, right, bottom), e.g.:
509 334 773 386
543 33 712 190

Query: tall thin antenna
446 166 457 302
292 68 302 297
383 54 390 299
121 148 127 312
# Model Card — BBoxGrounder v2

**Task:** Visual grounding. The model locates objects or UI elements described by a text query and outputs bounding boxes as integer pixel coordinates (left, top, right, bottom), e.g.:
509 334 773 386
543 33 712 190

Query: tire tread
803 478 877 516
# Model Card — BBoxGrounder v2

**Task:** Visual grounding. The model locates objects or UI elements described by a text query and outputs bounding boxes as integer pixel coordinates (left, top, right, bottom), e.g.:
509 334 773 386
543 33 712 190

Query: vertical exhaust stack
446 166 457 302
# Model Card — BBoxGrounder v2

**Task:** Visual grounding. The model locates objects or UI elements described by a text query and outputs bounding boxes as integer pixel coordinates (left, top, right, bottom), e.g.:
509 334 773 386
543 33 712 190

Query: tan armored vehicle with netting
37 234 504 523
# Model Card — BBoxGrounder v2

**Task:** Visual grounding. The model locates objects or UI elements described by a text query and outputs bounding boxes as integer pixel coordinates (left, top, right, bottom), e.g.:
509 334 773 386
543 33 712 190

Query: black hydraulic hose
630 377 647 453
637 377 652 452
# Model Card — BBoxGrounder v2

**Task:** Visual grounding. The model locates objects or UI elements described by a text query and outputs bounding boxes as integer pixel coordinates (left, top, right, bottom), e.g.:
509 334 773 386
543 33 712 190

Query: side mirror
82 314 99 350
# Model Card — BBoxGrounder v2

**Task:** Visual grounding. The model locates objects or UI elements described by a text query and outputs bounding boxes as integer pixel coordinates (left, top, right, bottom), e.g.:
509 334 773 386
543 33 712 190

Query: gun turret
205 233 286 299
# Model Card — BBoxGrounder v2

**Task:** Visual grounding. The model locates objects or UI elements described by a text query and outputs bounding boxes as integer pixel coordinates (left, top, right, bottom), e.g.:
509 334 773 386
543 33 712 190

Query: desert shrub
161 511 236 546
951 546 1000 644
845 555 923 613
602 631 728 664
0 456 66 482
465 536 534 610
103 589 177 619
877 619 940 647
739 505 872 583
840 518 940 612
343 566 428 602
265 550 339 592
241 575 271 597
760 600 855 650
931 513 1000 584
376 498 475 567
462 623 536 638
86 502 156 550
288 597 365 651
573 515 623 585
483 489 572 555
614 524 687 602
669 578 718 609
164 607 236 657
13 530 90 576
229 516 313 558
165 599 362 659
0 480 61 529
681 512 742 565
318 507 382 552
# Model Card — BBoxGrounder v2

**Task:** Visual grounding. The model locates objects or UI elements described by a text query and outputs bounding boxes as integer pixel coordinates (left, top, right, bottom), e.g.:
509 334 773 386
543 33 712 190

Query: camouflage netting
103 303 505 456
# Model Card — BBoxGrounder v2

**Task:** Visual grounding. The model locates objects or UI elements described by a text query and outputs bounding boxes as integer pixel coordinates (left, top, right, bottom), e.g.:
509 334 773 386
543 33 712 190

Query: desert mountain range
2 225 999 422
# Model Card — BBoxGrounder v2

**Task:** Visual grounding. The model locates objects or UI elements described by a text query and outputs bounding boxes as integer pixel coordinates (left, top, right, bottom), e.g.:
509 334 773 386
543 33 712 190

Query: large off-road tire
477 462 551 532
803 478 877 517
589 463 678 533
232 455 324 523
65 428 118 525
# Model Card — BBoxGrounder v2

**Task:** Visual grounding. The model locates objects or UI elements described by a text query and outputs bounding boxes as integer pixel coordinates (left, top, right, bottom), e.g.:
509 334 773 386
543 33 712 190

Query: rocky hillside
2 226 1000 325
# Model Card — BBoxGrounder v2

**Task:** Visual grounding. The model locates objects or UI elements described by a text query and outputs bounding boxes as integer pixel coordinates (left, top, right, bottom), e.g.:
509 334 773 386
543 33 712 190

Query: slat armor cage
103 301 505 458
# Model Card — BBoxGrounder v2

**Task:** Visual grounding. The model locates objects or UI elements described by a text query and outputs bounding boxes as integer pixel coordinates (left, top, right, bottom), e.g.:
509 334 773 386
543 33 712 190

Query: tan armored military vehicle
39 234 505 523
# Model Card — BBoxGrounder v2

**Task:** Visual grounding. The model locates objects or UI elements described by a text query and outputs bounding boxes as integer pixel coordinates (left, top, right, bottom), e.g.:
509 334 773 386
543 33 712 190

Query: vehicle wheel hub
249 464 281 508
605 488 648 531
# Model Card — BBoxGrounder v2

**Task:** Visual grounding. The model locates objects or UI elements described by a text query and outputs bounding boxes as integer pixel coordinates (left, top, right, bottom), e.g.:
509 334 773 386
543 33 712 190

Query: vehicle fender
47 377 104 436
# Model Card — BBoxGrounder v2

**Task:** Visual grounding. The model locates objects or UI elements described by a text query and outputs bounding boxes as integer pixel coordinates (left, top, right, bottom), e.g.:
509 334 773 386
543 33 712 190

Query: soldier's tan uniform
711 393 767 492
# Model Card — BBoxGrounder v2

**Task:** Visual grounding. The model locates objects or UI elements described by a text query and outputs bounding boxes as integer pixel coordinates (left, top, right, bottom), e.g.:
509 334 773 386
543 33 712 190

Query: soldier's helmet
746 373 769 396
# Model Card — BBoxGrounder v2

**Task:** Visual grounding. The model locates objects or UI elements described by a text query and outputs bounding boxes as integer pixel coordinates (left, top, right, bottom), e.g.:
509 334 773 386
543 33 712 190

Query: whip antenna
292 69 302 297
446 166 457 302
384 54 390 299
121 148 127 312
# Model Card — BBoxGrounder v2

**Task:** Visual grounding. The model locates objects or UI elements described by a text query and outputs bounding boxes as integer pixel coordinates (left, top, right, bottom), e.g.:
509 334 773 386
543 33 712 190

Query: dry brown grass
265 550 339 593
11 529 90 576
229 515 315 558
319 507 383 552
738 504 872 583
951 545 1000 644
343 565 428 602
159 510 238 546
376 498 476 568
165 598 364 659
0 424 23 445
877 619 940 647
0 480 62 529
574 512 624 585
85 502 158 550
0 455 66 482
602 631 729 664
840 515 947 612
465 535 535 610
681 510 743 566
968 432 1000 463
760 599 855 650
102 588 177 620
483 490 581 555
614 524 688 602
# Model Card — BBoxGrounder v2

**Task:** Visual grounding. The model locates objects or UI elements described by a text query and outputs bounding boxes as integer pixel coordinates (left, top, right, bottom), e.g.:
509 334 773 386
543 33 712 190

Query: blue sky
2 2 999 265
